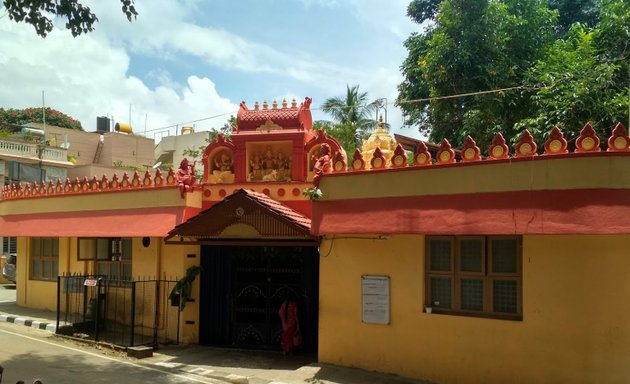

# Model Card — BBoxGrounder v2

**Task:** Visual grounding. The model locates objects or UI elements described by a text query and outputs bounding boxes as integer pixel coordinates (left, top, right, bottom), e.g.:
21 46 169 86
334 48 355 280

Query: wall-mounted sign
84 278 98 287
361 275 390 325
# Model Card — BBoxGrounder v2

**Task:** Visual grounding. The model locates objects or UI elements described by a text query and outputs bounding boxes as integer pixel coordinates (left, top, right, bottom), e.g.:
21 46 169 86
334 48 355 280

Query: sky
0 0 422 142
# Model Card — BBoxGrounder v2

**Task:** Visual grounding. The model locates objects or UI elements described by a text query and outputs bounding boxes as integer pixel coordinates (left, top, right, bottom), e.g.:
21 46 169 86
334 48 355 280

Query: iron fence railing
56 274 180 348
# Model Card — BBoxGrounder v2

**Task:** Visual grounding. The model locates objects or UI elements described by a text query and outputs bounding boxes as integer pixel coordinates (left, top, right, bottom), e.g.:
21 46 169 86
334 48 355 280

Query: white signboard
361 275 390 325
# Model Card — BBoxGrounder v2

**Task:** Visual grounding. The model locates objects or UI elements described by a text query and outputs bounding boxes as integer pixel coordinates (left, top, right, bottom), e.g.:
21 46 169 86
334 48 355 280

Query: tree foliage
0 107 83 130
320 84 381 155
549 0 599 35
398 0 555 148
2 0 138 37
397 0 628 149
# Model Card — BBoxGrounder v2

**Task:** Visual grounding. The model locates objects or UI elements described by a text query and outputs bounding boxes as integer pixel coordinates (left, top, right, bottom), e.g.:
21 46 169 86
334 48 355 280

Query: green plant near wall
169 265 202 312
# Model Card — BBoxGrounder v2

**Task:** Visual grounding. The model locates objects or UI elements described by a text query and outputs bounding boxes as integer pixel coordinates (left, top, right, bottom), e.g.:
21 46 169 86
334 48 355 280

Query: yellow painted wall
319 154 630 201
16 235 202 345
318 234 630 384
160 243 202 344
16 237 72 311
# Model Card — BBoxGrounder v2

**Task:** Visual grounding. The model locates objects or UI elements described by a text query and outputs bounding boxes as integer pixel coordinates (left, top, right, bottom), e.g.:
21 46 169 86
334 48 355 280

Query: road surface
0 321 222 384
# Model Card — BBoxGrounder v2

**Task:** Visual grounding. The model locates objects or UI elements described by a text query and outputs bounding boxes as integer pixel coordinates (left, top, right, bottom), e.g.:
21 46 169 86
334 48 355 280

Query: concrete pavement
0 285 432 384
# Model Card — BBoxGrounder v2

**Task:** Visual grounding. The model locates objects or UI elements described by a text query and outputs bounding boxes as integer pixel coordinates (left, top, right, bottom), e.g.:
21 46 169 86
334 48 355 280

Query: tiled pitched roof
166 189 312 241
236 98 313 131
239 189 311 230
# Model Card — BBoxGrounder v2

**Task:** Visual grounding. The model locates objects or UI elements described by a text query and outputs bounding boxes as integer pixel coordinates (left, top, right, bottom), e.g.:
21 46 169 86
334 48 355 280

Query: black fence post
94 279 101 342
176 282 181 345
56 275 61 334
153 280 160 347
130 281 136 347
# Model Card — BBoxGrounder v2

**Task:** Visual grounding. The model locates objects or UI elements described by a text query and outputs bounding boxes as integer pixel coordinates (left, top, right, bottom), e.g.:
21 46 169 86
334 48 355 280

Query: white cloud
0 19 238 136
0 0 424 141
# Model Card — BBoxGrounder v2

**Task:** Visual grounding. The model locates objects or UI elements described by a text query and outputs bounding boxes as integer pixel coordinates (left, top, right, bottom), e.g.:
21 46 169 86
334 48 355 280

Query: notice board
361 275 390 325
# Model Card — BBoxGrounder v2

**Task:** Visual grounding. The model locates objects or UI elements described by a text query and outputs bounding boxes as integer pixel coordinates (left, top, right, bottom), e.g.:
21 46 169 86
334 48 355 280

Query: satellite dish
152 161 162 169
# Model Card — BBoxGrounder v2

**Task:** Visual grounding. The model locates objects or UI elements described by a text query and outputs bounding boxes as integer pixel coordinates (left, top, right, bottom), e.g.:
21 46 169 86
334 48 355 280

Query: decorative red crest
332 151 346 173
63 178 71 193
56 179 63 193
70 177 79 192
81 176 90 191
91 176 99 191
487 133 509 160
16 183 23 197
143 170 153 186
132 171 141 187
111 173 120 189
607 123 630 152
351 149 366 171
121 172 131 188
154 169 164 185
575 122 600 152
461 136 481 162
436 139 456 164
544 126 568 155
166 168 176 184
414 141 432 166
25 183 32 196
391 144 408 168
101 175 110 190
370 147 387 169
514 130 538 157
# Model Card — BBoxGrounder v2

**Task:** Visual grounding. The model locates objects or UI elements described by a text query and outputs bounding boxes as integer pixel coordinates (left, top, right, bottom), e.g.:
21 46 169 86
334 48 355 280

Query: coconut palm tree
321 85 383 153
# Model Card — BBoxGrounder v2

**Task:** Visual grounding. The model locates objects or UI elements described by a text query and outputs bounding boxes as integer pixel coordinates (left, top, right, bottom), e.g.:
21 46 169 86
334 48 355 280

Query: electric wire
143 80 562 134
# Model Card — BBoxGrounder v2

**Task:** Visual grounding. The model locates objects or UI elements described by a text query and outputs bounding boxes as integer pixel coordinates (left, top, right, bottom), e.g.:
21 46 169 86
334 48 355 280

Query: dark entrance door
200 245 318 351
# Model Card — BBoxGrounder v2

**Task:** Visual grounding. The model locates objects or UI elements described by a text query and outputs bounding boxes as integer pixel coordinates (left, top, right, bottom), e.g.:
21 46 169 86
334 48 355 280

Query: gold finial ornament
272 100 278 109
254 101 259 111
282 98 288 108
291 98 297 108
360 114 397 169
263 101 269 110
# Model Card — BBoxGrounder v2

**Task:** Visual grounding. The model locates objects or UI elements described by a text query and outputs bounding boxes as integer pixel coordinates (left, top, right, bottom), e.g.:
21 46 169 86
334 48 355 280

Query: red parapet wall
325 122 629 176
1 168 179 200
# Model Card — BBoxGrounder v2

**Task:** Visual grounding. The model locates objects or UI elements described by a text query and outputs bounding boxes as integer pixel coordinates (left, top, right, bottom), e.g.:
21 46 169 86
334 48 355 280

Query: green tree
549 0 599 36
2 0 138 37
320 84 381 154
406 0 441 24
516 0 629 142
181 116 236 180
397 0 556 148
0 107 83 130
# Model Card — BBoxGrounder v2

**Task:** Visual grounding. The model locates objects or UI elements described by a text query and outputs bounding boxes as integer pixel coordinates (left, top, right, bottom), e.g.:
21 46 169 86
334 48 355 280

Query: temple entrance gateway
199 245 319 351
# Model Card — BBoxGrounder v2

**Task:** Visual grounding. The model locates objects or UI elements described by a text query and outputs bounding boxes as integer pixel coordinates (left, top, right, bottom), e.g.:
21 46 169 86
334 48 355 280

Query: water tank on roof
21 127 45 138
96 116 111 133
115 122 132 134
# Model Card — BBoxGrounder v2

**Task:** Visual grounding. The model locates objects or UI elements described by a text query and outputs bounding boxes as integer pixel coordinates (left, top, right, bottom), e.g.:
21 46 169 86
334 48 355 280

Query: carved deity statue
176 158 196 196
214 152 233 172
312 143 331 187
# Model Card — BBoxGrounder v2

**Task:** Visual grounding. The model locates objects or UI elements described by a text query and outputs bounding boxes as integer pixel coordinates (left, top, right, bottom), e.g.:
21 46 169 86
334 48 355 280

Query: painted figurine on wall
312 143 331 187
176 157 196 196
214 152 233 172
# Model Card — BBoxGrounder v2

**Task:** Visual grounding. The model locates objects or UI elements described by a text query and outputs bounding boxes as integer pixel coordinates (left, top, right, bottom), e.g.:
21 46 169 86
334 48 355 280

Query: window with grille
3 237 16 254
78 238 132 281
425 236 521 320
30 237 59 281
